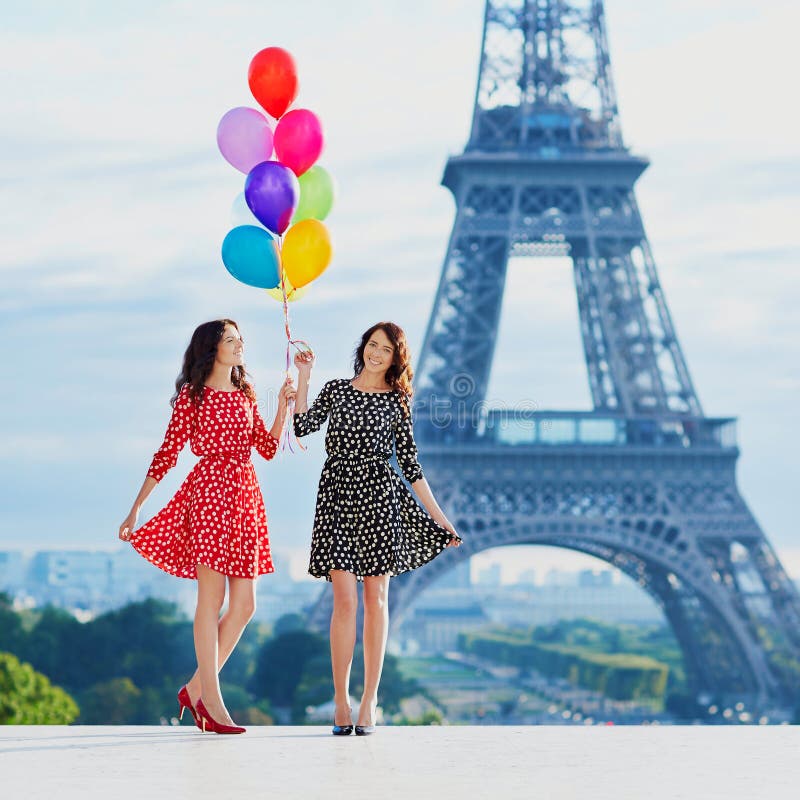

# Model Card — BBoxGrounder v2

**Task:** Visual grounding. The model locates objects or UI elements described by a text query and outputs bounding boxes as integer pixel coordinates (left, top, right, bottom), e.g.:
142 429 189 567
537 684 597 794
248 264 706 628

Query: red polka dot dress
130 384 279 580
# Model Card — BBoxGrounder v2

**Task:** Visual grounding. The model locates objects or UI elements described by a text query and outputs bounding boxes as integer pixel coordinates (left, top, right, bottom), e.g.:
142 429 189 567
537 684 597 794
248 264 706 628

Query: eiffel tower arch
308 0 800 709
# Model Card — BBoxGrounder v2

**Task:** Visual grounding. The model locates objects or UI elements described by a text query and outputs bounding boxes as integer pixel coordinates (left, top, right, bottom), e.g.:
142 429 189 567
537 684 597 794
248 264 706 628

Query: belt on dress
201 453 250 466
325 453 389 469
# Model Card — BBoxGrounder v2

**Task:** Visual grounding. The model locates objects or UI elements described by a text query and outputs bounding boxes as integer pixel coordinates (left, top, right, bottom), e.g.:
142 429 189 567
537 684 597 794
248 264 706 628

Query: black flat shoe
354 725 375 736
332 723 353 736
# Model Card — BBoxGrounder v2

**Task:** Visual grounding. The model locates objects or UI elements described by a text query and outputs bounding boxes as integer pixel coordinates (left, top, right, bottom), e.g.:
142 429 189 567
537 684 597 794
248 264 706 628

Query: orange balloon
282 219 332 288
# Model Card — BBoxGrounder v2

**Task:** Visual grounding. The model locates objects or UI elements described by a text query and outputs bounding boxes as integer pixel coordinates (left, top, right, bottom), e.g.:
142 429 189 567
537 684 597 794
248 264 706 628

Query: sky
0 0 798 585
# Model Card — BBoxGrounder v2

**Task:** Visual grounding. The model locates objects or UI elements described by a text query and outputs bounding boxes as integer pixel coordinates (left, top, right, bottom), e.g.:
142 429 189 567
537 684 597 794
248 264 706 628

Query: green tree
399 709 444 726
78 678 142 724
217 621 270 689
0 593 24 655
461 624 671 704
249 629 329 706
17 605 90 688
0 652 79 724
221 682 274 725
273 613 306 637
292 653 335 721
350 647 423 714
251 626 426 722
84 599 194 690
14 599 197 697
0 597 278 725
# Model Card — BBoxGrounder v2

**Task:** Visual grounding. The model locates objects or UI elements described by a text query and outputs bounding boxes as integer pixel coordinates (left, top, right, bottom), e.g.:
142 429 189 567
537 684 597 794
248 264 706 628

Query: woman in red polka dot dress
118 318 294 734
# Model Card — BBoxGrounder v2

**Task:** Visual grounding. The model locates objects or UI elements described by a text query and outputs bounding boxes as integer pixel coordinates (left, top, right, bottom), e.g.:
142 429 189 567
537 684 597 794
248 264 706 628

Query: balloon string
279 235 309 454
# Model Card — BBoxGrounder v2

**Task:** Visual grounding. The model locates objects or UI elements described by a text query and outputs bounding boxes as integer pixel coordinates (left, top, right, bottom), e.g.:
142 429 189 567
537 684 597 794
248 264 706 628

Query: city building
1 546 670 632
0 551 24 594
578 569 614 588
476 563 502 588
516 568 537 587
398 604 489 654
433 560 472 590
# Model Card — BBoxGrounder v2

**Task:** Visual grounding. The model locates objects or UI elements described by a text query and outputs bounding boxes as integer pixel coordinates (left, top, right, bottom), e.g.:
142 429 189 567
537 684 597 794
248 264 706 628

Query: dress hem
308 534 459 583
309 564 416 583
130 542 274 580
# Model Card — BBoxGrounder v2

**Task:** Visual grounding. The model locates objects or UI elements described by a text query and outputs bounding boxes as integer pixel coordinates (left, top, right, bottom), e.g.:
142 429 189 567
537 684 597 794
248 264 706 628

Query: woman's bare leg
330 569 358 726
358 574 390 726
186 576 256 708
193 563 235 725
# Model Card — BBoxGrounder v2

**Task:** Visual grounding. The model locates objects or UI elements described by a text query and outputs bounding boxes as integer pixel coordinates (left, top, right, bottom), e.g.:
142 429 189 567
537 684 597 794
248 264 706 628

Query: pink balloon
217 107 274 174
274 109 323 176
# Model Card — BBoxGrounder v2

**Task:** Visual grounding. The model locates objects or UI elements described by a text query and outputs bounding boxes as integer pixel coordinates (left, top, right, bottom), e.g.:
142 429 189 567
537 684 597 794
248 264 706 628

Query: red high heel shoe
177 685 202 729
196 698 246 735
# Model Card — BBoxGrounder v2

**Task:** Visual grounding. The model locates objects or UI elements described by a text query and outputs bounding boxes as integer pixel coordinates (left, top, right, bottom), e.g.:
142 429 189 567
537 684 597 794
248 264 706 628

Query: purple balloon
244 161 300 235
217 107 274 174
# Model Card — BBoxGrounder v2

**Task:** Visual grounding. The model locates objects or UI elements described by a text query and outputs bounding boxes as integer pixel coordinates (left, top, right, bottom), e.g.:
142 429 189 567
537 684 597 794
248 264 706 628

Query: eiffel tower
309 0 800 709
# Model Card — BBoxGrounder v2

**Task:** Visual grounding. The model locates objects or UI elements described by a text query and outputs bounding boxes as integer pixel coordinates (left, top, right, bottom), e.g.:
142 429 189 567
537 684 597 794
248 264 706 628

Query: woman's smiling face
363 327 394 375
216 324 244 368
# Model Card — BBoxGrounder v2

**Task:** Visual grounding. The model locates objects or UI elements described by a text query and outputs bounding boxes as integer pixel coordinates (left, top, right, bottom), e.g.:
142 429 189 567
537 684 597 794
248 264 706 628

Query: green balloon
292 166 335 223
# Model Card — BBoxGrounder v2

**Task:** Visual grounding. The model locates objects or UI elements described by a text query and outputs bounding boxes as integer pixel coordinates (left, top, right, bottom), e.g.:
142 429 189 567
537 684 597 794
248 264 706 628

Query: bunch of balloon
218 46 335 295
217 46 335 451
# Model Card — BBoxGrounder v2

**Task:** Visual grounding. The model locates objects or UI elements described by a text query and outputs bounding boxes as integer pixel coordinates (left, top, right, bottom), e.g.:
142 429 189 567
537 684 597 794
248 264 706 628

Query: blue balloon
221 225 281 289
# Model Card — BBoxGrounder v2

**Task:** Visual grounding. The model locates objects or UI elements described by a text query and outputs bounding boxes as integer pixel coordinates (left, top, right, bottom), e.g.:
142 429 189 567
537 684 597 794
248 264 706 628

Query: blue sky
1 0 798 583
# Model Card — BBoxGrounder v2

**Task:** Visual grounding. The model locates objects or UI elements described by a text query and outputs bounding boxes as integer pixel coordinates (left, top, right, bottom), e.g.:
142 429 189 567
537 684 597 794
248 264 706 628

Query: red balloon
274 109 324 176
248 47 298 119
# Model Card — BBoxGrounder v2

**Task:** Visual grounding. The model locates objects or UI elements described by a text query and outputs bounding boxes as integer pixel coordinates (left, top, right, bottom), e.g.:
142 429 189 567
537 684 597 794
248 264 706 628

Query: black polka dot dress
294 379 457 581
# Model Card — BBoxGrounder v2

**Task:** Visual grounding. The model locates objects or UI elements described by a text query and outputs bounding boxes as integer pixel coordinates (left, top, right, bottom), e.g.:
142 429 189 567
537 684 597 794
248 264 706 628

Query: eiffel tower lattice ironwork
309 0 800 708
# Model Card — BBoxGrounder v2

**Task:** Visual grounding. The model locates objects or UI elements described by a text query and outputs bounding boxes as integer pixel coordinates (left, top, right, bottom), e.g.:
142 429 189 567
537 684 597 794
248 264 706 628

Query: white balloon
230 192 266 229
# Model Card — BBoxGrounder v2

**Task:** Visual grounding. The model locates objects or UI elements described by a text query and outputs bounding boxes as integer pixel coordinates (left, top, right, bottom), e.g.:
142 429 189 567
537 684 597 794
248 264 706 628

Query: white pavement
1 725 798 800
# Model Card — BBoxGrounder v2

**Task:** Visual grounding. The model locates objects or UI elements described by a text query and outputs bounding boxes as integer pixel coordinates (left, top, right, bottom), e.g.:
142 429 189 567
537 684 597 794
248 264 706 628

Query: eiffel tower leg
574 536 782 703
572 222 701 416
645 564 766 701
415 200 512 425
703 531 800 695
555 541 762 701
747 538 800 647
634 568 715 697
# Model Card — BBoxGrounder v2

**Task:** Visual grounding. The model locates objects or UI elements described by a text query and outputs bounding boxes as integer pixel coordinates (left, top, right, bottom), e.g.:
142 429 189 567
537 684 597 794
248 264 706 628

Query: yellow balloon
266 275 308 303
282 219 332 289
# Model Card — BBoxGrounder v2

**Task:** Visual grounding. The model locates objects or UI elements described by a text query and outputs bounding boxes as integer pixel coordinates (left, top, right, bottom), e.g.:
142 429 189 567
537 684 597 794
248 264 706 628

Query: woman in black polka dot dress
293 321 461 735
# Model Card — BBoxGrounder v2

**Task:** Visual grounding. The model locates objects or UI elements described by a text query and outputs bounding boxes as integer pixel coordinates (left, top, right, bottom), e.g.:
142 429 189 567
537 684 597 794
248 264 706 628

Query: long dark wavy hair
352 322 414 417
171 319 256 407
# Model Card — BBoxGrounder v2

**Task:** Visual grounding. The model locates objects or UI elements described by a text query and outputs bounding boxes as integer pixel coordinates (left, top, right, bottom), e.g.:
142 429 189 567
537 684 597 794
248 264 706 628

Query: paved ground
1 725 798 800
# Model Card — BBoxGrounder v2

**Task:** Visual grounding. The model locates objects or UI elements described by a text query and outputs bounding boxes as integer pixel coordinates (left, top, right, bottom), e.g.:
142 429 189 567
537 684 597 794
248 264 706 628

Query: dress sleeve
293 380 335 438
252 401 279 461
393 405 424 484
147 385 196 482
